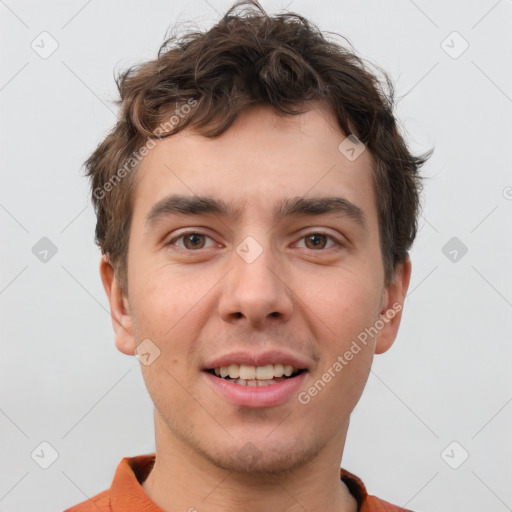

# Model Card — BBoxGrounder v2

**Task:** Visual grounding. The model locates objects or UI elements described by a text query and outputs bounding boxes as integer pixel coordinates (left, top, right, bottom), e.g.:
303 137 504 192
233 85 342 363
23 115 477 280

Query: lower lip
203 370 308 408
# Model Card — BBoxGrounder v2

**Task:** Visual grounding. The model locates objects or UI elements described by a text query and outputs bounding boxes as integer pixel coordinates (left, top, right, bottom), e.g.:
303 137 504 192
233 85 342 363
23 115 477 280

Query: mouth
205 363 306 387
202 351 310 407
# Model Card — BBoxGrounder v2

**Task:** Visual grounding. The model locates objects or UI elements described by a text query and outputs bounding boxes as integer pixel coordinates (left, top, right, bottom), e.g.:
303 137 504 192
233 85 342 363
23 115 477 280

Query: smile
204 366 308 408
207 363 303 386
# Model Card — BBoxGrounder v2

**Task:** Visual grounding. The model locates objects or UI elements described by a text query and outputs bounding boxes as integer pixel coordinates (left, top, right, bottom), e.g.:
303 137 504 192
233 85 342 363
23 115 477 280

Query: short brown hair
85 0 431 294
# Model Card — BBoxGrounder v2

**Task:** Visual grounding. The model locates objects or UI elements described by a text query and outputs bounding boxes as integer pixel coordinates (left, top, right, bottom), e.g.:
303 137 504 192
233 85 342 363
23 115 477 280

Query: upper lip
203 350 310 371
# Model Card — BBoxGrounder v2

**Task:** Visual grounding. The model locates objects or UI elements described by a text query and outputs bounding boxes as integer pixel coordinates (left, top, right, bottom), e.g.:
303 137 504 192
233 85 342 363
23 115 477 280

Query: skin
100 102 411 512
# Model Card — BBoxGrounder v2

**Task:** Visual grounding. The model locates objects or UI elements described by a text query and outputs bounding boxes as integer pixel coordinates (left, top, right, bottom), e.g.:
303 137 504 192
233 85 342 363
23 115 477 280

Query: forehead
131 104 378 230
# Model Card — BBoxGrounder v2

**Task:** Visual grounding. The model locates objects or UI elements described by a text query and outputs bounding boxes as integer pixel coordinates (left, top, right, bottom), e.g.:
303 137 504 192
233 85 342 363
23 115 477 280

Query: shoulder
340 467 412 512
63 489 111 512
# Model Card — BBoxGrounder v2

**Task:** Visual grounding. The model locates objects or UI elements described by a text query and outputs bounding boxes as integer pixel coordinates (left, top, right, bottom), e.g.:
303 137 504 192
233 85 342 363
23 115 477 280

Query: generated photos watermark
298 301 402 405
93 97 198 200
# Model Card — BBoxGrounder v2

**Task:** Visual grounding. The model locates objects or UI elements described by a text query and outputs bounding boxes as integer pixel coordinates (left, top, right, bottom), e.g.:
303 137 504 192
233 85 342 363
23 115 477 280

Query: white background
1 1 511 511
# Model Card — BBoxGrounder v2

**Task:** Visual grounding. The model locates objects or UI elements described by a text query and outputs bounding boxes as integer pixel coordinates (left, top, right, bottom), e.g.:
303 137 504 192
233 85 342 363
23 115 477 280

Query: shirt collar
110 453 162 512
110 453 374 512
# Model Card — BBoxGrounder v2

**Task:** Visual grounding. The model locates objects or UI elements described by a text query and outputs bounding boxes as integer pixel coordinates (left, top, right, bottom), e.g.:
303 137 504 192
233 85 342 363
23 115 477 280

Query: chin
199 435 324 475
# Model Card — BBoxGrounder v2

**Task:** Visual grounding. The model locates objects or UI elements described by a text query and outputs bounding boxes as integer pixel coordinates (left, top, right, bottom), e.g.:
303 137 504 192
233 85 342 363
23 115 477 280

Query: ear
374 254 412 355
99 255 136 356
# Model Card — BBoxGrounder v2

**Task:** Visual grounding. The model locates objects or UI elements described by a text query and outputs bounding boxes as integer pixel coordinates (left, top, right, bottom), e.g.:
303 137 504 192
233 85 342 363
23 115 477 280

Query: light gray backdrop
1 1 511 511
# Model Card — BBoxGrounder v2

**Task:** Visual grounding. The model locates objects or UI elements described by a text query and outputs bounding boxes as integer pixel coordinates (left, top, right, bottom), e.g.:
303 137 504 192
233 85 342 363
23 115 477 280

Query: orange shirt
64 453 412 512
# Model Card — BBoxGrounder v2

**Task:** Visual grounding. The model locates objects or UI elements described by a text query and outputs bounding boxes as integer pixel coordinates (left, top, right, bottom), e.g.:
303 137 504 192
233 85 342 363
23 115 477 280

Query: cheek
129 264 204 339
140 358 200 431
310 275 379 408
303 271 381 345
128 266 216 389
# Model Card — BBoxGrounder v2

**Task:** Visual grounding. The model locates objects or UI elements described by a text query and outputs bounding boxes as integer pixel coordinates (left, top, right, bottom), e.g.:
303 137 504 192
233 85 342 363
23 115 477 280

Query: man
65 1 431 510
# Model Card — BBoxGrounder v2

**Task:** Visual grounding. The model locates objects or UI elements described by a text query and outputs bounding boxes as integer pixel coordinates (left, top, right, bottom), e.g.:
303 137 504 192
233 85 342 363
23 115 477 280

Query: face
101 103 410 474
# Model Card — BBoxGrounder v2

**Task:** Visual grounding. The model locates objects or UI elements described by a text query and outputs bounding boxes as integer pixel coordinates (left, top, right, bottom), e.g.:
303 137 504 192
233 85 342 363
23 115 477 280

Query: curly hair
85 0 432 294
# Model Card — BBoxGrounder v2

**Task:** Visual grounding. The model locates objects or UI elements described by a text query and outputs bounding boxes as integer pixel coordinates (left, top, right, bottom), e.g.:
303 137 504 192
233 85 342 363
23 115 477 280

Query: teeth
283 365 294 376
255 364 274 380
232 379 282 386
273 364 284 377
228 364 238 379
239 364 256 380
212 363 300 380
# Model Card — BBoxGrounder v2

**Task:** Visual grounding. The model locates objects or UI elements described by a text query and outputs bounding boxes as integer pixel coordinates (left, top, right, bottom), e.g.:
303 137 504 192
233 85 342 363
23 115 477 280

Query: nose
217 237 294 328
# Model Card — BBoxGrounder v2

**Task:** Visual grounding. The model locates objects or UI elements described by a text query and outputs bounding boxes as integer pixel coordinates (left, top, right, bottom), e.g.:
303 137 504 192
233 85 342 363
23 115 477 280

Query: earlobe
374 255 412 355
99 255 137 356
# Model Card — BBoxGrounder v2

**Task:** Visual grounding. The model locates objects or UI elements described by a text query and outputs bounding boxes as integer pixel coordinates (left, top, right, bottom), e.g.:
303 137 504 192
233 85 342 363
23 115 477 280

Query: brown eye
300 233 340 250
168 232 215 250
305 233 328 249
182 233 206 249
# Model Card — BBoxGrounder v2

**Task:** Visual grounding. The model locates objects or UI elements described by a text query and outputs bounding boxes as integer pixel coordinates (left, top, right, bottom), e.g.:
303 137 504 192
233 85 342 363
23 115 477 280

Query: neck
141 411 358 512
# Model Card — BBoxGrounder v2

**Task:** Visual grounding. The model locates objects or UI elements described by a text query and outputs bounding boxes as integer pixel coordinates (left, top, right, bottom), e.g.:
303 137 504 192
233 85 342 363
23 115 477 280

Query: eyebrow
144 194 368 232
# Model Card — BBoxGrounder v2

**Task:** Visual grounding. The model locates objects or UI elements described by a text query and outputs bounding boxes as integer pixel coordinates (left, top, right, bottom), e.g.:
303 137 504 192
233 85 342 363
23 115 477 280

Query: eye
168 231 217 250
167 230 344 252
295 232 342 250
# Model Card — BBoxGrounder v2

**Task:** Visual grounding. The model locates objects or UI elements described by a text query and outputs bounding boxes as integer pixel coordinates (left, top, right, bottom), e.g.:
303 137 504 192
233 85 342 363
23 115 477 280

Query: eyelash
167 230 344 252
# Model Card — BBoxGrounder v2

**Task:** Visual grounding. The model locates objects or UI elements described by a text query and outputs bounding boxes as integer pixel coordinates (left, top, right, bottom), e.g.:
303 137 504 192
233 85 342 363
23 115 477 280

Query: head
91 1 431 474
